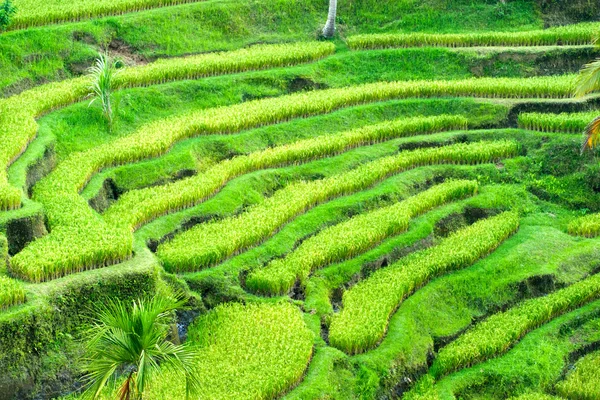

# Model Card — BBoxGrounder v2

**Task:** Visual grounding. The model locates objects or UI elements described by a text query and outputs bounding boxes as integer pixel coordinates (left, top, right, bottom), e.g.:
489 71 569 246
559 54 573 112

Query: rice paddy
1 0 600 399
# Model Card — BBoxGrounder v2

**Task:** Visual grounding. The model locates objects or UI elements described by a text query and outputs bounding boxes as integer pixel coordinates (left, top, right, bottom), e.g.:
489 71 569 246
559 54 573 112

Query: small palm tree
88 53 119 129
574 37 600 151
82 296 200 400
322 0 337 38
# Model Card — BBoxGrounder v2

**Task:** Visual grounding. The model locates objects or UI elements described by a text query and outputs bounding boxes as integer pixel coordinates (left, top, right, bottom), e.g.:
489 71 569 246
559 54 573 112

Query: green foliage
0 275 25 310
246 180 479 296
0 0 16 30
0 41 334 211
87 54 118 129
347 22 599 50
81 296 199 400
556 350 600 399
157 141 518 273
329 212 520 355
9 0 200 29
518 111 599 133
140 302 313 399
432 272 600 378
105 115 468 230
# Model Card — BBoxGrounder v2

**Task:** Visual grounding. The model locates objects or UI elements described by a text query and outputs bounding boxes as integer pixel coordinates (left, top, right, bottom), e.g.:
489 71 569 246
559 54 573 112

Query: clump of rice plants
347 22 599 50
329 211 520 355
518 111 599 133
9 0 201 30
556 350 600 399
568 213 600 238
246 180 478 296
0 276 26 310
431 272 600 378
157 141 518 273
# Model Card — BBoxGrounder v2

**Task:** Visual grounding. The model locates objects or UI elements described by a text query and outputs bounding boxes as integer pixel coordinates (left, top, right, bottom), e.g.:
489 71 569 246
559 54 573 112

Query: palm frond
582 115 600 152
574 58 600 98
81 295 199 399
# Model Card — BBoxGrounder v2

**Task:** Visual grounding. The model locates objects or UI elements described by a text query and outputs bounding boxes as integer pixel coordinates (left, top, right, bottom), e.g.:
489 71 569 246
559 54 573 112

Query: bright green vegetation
0 276 26 309
2 0 600 399
157 141 517 273
406 299 600 399
432 272 600 377
103 115 469 230
329 212 520 355
347 22 600 49
568 212 600 237
9 0 201 29
0 41 334 211
518 111 600 133
556 350 600 399
246 180 478 296
145 302 313 399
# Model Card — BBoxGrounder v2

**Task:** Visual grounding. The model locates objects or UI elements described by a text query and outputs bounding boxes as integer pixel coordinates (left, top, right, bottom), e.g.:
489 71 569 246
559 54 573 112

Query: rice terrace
2 0 600 399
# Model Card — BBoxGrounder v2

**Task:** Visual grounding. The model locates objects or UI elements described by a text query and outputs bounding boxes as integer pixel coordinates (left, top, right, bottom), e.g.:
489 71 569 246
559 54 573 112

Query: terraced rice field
1 0 600 399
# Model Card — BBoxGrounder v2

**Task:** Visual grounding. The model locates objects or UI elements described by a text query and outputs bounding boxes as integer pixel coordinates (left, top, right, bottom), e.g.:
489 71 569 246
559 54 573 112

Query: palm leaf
574 58 600 98
582 115 600 152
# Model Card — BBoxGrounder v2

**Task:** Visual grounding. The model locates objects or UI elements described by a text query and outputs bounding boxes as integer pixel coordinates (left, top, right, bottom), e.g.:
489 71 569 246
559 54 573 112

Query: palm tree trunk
322 0 337 38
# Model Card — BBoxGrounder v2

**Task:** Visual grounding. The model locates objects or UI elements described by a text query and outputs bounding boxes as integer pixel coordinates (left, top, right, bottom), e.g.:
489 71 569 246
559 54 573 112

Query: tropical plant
81 296 200 400
88 53 119 129
573 35 600 151
322 0 337 38
0 0 16 30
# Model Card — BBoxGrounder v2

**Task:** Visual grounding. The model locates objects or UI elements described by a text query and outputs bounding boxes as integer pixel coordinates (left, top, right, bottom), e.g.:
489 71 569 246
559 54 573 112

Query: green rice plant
246 180 479 296
157 141 518 273
568 213 600 238
431 272 600 378
142 302 312 400
0 41 334 211
9 0 202 29
329 211 519 355
347 22 599 50
104 115 468 230
518 111 599 133
556 350 600 399
0 275 26 310
15 73 550 281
